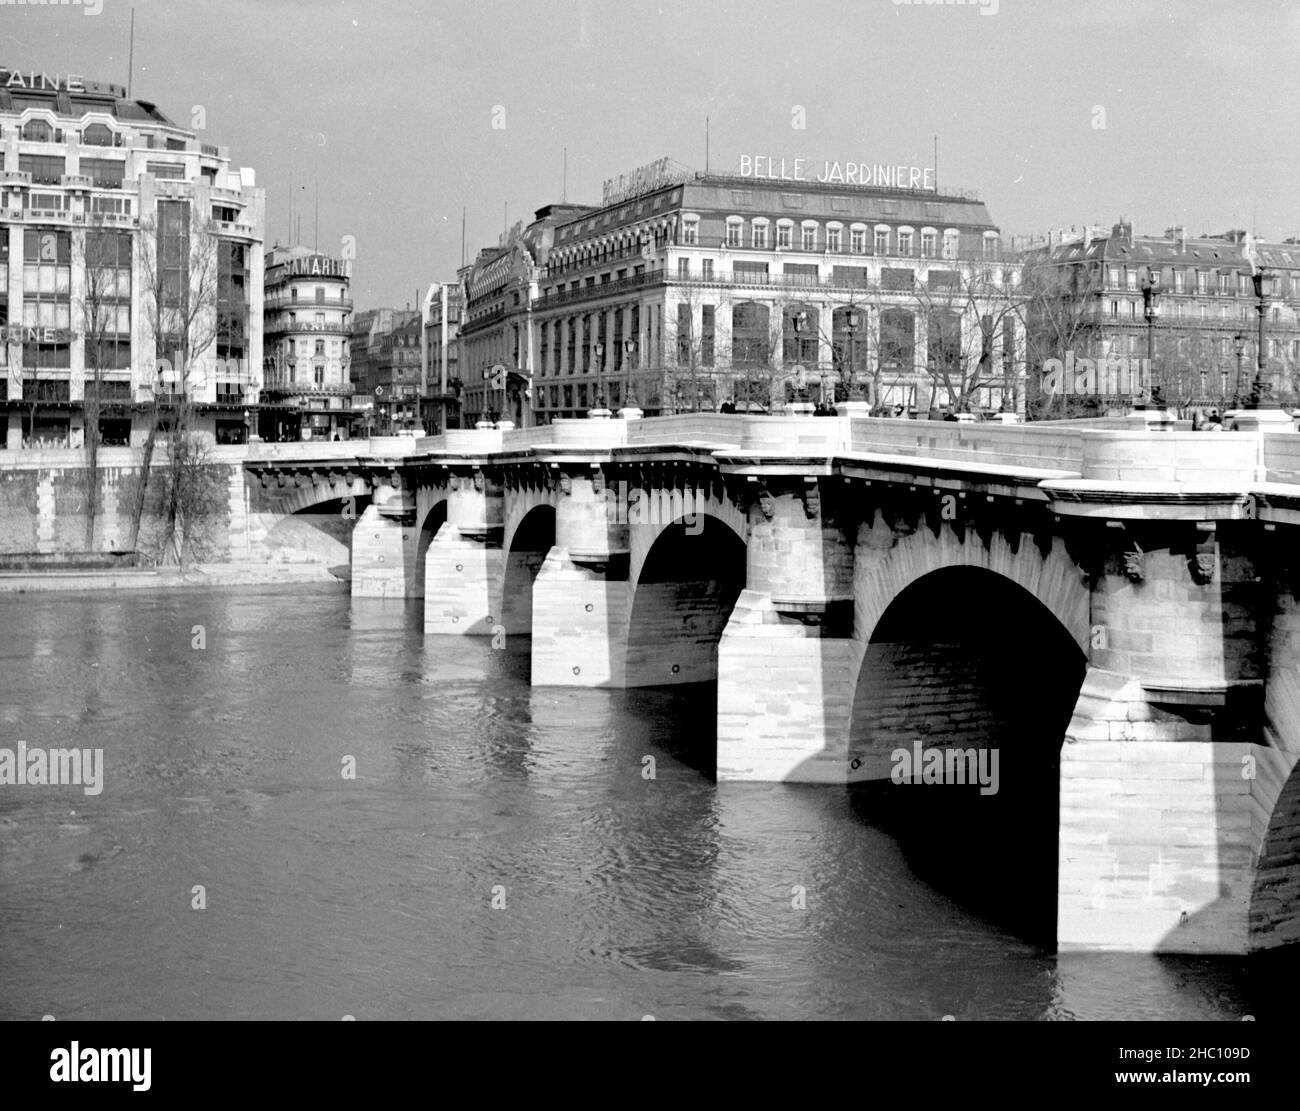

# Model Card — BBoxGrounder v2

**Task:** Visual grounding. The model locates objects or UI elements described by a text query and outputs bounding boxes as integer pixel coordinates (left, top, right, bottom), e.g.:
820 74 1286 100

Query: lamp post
1233 331 1246 408
592 341 606 411
1249 268 1269 408
1140 265 1161 408
622 339 637 405
792 311 809 403
846 309 860 401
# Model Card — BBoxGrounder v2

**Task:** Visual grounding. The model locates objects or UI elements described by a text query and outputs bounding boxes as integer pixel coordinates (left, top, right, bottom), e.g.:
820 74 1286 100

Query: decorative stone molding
472 470 484 492
800 478 820 521
1191 552 1216 585
558 473 572 495
755 482 775 521
1123 549 1146 582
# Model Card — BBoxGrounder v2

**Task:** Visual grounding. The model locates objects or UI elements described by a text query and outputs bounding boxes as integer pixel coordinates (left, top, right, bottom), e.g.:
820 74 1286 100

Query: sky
7 0 1300 309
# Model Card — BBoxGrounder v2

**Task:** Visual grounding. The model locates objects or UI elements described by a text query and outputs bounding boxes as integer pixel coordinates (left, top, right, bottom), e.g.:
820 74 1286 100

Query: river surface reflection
0 588 1289 1020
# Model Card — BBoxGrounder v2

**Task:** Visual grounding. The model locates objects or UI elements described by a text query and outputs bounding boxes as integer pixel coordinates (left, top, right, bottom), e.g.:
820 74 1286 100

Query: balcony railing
264 290 354 312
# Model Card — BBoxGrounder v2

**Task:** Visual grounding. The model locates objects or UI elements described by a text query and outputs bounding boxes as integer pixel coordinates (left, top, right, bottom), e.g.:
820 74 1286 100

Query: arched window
879 308 915 373
782 304 818 364
732 302 771 366
82 123 114 147
22 119 53 143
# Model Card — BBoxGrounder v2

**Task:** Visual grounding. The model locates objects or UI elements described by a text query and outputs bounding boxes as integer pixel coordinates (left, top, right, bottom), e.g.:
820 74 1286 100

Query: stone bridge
245 414 1300 957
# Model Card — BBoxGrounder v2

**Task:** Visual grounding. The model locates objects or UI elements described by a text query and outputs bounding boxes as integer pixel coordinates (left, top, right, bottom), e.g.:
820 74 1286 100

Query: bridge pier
424 522 503 635
717 477 858 781
1057 522 1265 954
423 468 504 634
351 501 415 598
531 471 630 685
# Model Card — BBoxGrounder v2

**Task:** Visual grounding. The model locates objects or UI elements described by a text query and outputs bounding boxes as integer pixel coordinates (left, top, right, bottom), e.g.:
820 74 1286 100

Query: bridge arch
625 511 747 690
1249 754 1300 951
261 492 372 565
413 496 449 593
501 503 557 637
848 514 1089 945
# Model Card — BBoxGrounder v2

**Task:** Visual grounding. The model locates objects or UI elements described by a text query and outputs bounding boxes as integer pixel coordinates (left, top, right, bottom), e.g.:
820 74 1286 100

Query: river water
0 587 1289 1020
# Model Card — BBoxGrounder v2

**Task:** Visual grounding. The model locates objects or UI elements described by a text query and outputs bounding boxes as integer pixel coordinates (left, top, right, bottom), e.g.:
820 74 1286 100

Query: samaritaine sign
270 256 351 280
738 155 936 190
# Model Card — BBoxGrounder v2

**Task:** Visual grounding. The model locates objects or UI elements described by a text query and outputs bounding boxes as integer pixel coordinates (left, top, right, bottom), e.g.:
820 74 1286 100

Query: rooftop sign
739 155 936 191
601 157 692 206
270 255 351 280
2 69 88 93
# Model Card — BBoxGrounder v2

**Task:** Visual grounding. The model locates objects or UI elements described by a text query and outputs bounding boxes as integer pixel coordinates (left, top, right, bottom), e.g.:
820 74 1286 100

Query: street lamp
792 311 810 402
622 338 638 408
1233 331 1246 407
1140 265 1162 408
1249 269 1270 408
591 342 607 413
845 308 864 402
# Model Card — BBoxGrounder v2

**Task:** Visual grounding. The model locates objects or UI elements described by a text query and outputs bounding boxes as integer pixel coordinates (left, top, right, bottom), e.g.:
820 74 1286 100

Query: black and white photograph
0 0 1293 1085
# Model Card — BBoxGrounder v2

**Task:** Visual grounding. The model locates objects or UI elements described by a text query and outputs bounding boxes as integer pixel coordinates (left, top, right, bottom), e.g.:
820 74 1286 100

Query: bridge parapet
1079 432 1261 484
1263 432 1300 484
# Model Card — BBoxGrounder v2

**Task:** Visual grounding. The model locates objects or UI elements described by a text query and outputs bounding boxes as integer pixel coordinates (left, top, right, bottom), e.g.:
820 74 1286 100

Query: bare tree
1014 248 1106 420
76 223 131 549
128 201 222 555
725 297 778 412
663 282 729 412
155 429 227 569
909 262 1025 415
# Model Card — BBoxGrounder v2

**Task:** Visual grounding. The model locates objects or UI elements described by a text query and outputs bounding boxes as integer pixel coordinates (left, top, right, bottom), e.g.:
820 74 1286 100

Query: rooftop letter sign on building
738 155 936 190
272 255 351 280
0 70 88 92
601 158 692 205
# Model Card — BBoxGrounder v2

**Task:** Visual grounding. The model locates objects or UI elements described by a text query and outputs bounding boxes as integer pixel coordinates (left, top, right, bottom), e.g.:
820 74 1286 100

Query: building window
752 224 768 249
776 224 791 250
801 225 816 251
682 219 698 245
897 230 913 256
851 229 866 253
21 119 55 143
702 258 713 279
873 228 888 254
942 230 959 260
702 304 715 366
1173 270 1185 293
921 230 936 258
982 235 1000 259
18 153 65 185
678 258 690 279
80 158 125 189
1196 271 1208 294
726 221 742 247
827 227 841 252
